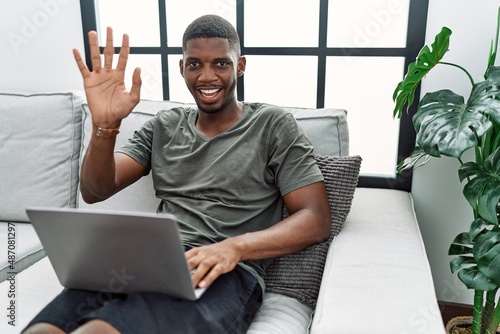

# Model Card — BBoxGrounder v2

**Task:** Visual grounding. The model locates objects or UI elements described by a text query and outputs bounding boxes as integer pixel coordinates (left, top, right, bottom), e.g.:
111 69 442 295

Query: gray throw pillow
0 92 84 222
263 154 362 309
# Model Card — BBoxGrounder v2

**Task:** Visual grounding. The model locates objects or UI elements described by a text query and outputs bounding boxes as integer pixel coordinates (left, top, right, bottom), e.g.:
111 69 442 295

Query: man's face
180 38 245 114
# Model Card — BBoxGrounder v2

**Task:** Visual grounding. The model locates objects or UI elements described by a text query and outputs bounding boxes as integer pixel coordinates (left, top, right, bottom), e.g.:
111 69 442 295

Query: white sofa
0 92 445 333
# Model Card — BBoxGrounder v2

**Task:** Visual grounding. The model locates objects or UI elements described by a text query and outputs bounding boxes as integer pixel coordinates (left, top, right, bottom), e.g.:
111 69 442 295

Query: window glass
327 0 410 48
244 56 317 108
245 0 320 47
96 0 160 47
325 56 405 177
165 0 236 47
121 55 163 101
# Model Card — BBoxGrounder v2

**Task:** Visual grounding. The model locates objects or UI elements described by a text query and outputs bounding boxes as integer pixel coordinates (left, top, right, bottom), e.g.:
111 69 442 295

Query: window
79 0 429 191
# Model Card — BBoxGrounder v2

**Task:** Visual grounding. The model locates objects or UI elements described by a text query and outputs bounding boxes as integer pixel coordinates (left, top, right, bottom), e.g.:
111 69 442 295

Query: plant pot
446 316 500 334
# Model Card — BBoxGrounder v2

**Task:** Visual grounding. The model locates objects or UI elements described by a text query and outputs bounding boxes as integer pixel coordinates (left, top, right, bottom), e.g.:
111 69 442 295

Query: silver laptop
26 207 207 301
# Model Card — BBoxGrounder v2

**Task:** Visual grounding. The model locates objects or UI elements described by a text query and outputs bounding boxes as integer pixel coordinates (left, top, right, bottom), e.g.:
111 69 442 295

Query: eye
215 61 230 68
187 61 200 68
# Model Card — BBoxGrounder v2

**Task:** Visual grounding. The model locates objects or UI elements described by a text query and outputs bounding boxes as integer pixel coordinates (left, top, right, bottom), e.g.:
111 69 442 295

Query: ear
179 58 185 78
237 56 246 77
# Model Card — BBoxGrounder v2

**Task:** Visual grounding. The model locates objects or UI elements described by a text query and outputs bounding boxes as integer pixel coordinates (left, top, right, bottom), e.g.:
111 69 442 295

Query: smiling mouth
198 88 222 98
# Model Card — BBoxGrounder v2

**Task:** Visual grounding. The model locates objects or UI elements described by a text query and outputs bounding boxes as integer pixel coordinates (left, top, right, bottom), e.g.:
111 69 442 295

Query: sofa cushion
264 155 362 309
0 92 84 222
310 188 445 333
0 221 45 281
285 107 349 156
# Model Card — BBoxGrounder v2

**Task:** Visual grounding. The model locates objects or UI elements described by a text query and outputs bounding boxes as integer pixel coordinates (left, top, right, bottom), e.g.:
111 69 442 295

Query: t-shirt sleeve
116 117 156 170
267 112 324 196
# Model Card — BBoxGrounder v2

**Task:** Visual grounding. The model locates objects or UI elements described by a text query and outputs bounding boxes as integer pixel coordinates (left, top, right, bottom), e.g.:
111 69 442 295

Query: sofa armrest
311 188 445 334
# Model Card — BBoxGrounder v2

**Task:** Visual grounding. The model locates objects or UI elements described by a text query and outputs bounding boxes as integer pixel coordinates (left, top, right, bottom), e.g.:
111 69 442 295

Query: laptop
26 207 207 301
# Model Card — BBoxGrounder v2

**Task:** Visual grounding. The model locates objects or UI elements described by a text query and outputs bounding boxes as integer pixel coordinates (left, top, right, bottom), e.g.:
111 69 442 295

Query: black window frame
79 0 429 192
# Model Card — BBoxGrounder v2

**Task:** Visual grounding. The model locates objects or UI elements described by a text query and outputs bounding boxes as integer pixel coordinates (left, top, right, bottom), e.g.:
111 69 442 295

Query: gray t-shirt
118 102 323 286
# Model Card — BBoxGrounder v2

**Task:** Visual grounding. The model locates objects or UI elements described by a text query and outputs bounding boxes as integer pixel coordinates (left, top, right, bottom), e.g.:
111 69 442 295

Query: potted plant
392 7 500 334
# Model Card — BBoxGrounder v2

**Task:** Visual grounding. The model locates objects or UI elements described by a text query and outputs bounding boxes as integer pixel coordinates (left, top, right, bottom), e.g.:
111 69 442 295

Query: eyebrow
213 57 233 63
184 56 233 63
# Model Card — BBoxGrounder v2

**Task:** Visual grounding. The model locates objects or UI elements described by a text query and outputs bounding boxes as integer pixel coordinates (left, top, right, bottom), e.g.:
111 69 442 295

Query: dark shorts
25 266 262 334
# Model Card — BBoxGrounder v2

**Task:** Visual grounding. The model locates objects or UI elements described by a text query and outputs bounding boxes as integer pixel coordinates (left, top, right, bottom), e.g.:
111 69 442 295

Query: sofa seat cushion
310 188 445 333
0 222 45 281
264 155 362 309
0 92 84 222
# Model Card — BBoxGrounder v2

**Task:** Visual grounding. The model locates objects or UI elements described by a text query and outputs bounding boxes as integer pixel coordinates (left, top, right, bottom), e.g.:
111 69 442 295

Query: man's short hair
182 15 241 56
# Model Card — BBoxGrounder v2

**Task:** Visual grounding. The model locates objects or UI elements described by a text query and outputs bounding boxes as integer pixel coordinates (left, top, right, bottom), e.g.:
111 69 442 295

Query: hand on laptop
185 240 242 289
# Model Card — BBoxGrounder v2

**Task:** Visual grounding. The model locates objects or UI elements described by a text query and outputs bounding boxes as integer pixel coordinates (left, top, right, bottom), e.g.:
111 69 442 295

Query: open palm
73 27 141 128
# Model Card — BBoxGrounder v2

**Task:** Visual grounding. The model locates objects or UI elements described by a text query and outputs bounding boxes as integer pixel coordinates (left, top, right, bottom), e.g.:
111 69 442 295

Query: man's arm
80 149 147 203
186 181 330 288
73 27 145 202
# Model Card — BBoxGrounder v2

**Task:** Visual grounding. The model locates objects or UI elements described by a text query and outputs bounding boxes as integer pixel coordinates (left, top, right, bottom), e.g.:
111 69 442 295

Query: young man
24 15 330 334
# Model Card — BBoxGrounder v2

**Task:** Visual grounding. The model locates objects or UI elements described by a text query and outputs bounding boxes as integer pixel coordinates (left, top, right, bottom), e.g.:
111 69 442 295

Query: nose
199 64 217 82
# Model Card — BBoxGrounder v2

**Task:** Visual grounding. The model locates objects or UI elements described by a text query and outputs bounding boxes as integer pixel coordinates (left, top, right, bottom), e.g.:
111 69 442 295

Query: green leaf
457 266 498 291
396 147 432 173
474 228 500 286
449 232 473 255
450 255 475 273
449 231 498 290
449 243 473 255
459 148 500 224
469 218 495 241
468 67 500 126
393 27 452 118
413 82 497 158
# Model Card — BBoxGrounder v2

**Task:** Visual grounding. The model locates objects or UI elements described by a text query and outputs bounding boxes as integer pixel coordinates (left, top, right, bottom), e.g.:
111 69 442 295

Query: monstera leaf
474 228 500 286
459 147 500 224
468 66 500 126
393 27 452 118
449 229 499 291
396 147 433 173
412 74 500 158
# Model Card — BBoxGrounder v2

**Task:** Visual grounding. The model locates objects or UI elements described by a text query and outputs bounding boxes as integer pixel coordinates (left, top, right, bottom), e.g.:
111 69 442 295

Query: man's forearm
79 134 119 203
226 207 331 262
230 181 331 261
185 206 330 289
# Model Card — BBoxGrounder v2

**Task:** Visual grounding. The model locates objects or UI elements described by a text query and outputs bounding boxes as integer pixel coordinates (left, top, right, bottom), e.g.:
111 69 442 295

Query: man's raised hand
73 27 142 128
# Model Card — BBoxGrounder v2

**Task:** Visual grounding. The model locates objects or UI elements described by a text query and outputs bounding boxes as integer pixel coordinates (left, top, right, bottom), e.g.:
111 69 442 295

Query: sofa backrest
78 99 350 212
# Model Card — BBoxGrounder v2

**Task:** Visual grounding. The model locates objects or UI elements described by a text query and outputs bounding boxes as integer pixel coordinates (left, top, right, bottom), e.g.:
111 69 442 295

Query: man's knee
22 322 66 334
71 319 121 334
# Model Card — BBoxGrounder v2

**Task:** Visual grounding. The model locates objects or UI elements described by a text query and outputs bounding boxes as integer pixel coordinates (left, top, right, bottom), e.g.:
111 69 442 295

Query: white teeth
200 89 219 95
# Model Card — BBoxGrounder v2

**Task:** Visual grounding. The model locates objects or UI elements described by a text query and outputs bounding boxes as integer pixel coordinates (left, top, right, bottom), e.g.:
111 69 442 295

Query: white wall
0 0 496 306
0 0 83 92
413 0 499 305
